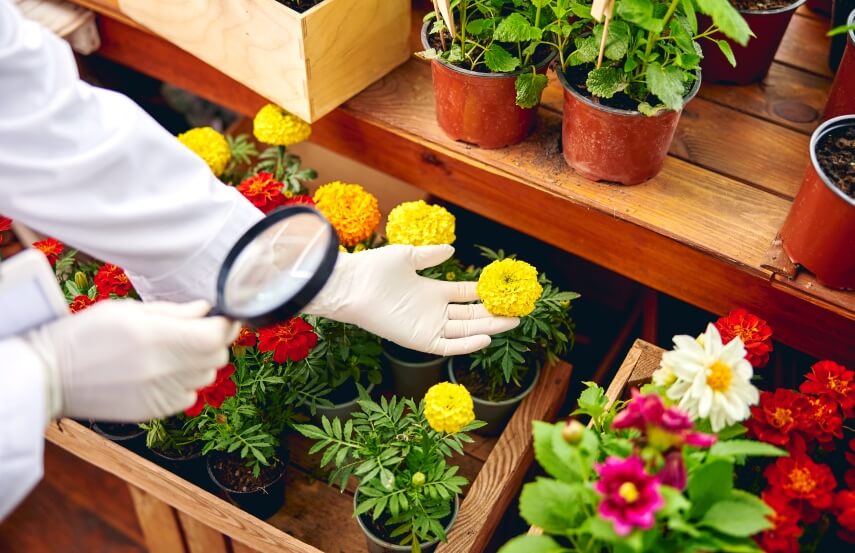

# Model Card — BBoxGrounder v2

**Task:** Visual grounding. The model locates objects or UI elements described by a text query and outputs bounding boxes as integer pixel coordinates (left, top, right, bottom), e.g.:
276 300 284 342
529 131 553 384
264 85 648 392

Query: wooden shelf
65 1 854 364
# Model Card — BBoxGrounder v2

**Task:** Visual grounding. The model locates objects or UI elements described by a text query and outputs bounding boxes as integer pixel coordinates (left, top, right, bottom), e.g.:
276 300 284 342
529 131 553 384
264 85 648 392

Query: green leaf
699 500 774 537
532 422 577 481
498 535 565 553
616 0 664 33
586 67 628 99
465 18 493 36
659 485 690 518
596 20 631 61
572 382 608 420
518 478 586 533
716 39 736 67
696 0 752 45
568 36 598 66
645 63 684 111
688 459 734 517
581 516 620 543
682 0 698 34
515 72 548 109
493 13 542 43
710 440 787 459
570 2 595 19
484 43 520 73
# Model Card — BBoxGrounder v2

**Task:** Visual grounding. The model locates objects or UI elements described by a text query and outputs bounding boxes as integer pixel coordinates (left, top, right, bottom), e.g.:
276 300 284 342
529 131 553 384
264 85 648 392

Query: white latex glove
304 245 519 356
23 300 238 422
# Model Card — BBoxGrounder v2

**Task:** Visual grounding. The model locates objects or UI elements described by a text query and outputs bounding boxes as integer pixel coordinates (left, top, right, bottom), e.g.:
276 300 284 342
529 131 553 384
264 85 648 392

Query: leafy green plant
253 145 317 194
553 0 751 114
295 395 483 550
467 247 578 399
419 0 558 108
303 316 384 392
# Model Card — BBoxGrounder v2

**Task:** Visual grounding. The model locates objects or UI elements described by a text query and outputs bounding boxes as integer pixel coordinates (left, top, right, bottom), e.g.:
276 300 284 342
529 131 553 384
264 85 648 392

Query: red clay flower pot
824 10 855 119
780 115 855 289
807 0 832 16
556 67 701 186
422 23 554 149
699 0 806 85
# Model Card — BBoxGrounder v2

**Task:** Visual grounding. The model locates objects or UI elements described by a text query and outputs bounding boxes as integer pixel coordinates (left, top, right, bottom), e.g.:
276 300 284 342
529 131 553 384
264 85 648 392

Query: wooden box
109 0 412 122
46 361 573 553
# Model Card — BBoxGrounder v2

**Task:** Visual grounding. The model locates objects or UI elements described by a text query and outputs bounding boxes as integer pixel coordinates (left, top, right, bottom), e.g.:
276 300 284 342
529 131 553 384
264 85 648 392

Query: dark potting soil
730 0 795 10
211 455 285 493
384 340 441 364
361 502 455 546
327 377 362 404
276 0 324 13
452 361 534 403
427 31 554 74
93 421 143 438
816 125 855 199
153 439 203 460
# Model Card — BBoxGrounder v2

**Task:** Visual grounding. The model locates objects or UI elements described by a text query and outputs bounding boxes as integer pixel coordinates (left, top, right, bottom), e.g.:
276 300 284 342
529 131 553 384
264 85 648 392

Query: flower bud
561 419 585 444
74 271 88 290
216 414 228 425
411 472 426 487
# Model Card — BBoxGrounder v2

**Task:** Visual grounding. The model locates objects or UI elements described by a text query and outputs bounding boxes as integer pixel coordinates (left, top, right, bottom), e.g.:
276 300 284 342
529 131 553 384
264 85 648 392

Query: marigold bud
74 271 88 290
216 414 228 425
411 472 426 487
561 419 585 444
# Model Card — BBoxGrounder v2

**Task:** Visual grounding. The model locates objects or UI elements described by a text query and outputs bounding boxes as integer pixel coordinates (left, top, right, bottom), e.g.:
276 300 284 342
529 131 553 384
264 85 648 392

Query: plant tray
45 361 573 553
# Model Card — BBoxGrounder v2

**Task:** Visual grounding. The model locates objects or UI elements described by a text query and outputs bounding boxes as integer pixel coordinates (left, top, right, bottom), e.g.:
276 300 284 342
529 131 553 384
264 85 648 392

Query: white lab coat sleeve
0 337 47 520
0 0 264 303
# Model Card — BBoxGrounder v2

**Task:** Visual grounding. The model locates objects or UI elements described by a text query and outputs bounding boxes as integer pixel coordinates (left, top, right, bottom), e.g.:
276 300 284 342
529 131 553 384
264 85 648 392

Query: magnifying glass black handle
207 305 226 318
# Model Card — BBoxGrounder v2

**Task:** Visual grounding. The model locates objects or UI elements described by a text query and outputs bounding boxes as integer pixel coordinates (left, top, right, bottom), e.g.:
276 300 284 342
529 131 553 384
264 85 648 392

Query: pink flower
612 389 716 450
594 455 664 536
658 451 687 491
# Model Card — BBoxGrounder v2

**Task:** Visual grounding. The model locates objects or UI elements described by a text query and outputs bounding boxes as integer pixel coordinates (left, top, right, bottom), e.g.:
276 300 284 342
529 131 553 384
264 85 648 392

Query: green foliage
254 145 317 194
295 396 483 551
304 316 383 391
220 133 258 185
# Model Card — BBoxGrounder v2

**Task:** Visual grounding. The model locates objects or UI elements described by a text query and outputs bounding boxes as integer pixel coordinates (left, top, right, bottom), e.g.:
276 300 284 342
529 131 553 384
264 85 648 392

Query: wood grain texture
437 362 574 553
230 540 261 553
14 0 101 53
626 342 665 390
177 511 229 553
776 13 834 77
762 233 799 278
128 486 186 553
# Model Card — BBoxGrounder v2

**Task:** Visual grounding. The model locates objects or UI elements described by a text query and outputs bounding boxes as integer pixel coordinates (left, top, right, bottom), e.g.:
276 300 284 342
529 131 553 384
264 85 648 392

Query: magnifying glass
209 206 339 327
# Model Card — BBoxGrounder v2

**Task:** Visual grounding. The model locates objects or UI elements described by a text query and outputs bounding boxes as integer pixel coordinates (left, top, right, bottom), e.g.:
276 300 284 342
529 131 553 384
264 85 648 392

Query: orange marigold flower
33 238 64 265
764 453 837 523
756 490 803 553
714 308 773 368
237 172 287 214
69 295 97 313
313 182 380 247
94 264 133 299
800 360 854 419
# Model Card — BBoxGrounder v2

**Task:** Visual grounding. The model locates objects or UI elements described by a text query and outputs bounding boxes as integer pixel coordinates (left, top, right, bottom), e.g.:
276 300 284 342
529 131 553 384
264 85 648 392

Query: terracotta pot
825 10 855 118
699 0 806 85
556 67 700 185
831 0 855 70
807 0 833 15
780 115 855 289
422 22 555 149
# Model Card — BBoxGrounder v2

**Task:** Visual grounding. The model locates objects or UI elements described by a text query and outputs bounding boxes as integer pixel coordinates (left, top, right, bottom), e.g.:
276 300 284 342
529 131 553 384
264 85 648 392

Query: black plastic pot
313 382 376 423
91 421 147 456
831 0 855 70
150 445 216 493
354 490 459 553
383 341 446 400
207 454 287 519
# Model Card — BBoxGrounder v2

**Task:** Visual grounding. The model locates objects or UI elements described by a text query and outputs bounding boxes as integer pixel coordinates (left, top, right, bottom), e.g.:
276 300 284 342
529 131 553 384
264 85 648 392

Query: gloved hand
304 245 519 356
24 300 238 422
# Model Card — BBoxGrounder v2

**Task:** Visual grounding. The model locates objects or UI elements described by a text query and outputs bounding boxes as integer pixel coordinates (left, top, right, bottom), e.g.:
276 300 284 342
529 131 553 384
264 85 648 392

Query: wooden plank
776 13 833 77
176 511 229 553
437 361 574 553
231 541 261 553
128 485 186 553
772 272 855 316
45 420 324 553
762 233 799 278
626 342 666 390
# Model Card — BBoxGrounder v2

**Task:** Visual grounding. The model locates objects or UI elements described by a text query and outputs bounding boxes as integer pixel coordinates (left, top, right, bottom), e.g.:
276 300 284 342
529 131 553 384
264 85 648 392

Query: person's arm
0 1 262 303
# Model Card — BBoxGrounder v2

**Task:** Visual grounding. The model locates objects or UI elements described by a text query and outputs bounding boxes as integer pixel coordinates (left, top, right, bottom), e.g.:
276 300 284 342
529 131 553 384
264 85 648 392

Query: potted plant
449 248 578 434
296 383 484 552
698 0 806 85
780 114 854 289
553 0 750 184
418 0 557 149
825 9 855 119
831 0 855 69
140 416 214 491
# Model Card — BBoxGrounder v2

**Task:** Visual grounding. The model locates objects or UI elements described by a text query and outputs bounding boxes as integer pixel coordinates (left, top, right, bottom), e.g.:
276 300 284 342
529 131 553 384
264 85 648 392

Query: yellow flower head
313 181 381 247
423 382 475 434
477 258 543 317
177 127 231 176
253 104 311 146
386 200 456 246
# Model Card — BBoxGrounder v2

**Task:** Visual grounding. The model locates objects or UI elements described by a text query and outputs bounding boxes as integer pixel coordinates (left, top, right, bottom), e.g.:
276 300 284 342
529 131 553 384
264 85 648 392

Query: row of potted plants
501 309 854 552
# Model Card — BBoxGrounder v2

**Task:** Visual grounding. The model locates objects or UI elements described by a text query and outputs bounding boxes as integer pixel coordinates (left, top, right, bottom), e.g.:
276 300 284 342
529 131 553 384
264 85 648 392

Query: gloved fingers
141 300 212 318
172 317 239 354
434 335 492 357
176 367 219 390
447 303 493 320
411 244 455 270
441 280 480 303
444 316 520 339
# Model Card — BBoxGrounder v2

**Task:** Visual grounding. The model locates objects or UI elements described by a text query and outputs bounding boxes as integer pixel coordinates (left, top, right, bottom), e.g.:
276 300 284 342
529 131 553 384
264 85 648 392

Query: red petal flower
746 389 812 448
714 308 773 368
69 295 97 313
756 490 803 553
234 327 258 348
800 360 854 419
845 439 855 490
94 264 133 298
257 318 318 364
801 395 844 446
184 363 237 417
836 490 855 544
237 172 287 214
764 453 837 522
284 194 315 207
0 216 11 233
33 238 64 266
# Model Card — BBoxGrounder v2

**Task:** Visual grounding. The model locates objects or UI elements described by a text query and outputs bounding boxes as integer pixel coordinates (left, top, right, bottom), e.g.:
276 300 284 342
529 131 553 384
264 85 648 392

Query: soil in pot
208 454 287 519
150 440 216 492
275 0 324 13
815 125 855 198
730 0 793 8
452 362 535 404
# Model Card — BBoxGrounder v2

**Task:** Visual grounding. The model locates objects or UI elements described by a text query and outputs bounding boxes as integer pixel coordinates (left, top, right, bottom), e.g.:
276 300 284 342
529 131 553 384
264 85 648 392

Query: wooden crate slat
177 511 230 553
776 13 834 77
128 485 186 553
436 361 574 553
771 273 855 318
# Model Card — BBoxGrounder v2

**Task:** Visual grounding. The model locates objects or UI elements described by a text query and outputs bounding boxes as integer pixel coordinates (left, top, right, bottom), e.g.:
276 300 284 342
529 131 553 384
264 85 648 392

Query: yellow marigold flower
423 382 474 434
386 200 456 246
177 127 231 176
253 104 311 146
477 258 543 317
313 181 381 247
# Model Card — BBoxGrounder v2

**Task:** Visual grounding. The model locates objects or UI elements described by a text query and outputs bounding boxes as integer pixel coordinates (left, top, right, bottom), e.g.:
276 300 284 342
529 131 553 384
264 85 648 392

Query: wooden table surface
66 0 854 364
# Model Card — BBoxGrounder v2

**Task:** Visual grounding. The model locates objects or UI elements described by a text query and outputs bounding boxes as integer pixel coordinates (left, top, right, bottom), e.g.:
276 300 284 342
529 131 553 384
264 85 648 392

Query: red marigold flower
237 172 287 214
746 389 812 448
800 360 854 419
184 363 237 417
257 318 318 364
836 490 855 544
757 490 803 553
94 264 133 298
764 453 837 522
845 439 855 489
33 238 64 265
0 215 11 233
284 194 315 207
714 308 773 368
234 327 257 348
69 295 96 313
802 395 843 446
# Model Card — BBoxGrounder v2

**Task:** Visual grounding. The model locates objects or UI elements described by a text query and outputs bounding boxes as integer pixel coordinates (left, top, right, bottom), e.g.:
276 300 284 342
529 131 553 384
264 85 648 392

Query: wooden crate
45 361 573 553
101 0 412 122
